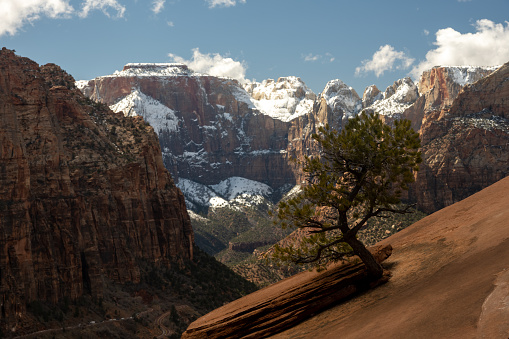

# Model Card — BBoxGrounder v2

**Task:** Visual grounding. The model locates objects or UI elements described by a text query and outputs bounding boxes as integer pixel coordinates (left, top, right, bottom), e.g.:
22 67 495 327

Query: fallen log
182 244 392 339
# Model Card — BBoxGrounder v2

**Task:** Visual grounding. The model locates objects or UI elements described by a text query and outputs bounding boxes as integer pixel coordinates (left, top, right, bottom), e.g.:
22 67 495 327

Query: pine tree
273 112 421 278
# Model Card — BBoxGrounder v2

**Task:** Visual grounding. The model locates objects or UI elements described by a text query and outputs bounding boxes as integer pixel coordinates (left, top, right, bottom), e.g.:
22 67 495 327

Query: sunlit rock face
411 63 509 213
79 61 507 215
80 64 301 190
403 65 499 132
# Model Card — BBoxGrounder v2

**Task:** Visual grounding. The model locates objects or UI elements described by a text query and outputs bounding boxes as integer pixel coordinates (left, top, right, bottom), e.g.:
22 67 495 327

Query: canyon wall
79 62 507 215
80 65 298 189
412 63 509 212
0 49 193 328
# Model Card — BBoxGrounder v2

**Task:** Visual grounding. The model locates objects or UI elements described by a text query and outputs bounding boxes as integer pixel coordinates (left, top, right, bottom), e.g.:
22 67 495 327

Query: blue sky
1 0 509 95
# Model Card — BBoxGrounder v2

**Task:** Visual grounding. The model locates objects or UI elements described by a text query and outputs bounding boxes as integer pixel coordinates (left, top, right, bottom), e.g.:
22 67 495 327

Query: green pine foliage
272 112 422 276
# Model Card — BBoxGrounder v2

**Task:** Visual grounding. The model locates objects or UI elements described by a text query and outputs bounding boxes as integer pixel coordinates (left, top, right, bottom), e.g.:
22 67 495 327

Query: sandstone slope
273 175 509 338
182 245 393 338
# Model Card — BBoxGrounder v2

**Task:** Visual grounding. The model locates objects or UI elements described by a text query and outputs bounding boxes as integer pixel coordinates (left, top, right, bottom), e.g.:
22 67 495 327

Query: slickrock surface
0 48 193 328
273 175 509 338
181 245 392 338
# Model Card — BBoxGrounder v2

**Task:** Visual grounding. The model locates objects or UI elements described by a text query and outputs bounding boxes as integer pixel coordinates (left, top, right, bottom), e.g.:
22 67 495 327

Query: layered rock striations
182 245 392 339
0 49 193 328
412 63 509 213
80 65 300 190
79 62 505 216
403 66 498 132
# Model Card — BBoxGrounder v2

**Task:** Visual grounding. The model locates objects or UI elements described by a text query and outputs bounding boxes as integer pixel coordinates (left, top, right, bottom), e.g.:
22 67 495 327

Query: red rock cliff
80 67 296 189
0 48 193 328
403 66 497 132
411 63 509 213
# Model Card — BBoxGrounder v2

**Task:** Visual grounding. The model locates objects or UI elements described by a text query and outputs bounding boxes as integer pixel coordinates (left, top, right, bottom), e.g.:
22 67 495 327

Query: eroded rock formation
403 66 498 132
79 62 506 216
0 49 193 328
411 63 509 213
80 65 298 189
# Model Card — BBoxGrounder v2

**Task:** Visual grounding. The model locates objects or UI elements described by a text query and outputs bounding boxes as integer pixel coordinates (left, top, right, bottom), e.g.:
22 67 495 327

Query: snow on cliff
177 177 274 211
90 63 257 113
244 77 316 122
211 177 273 201
365 77 419 116
109 89 179 134
110 63 193 77
321 79 362 118
446 65 500 86
177 178 219 207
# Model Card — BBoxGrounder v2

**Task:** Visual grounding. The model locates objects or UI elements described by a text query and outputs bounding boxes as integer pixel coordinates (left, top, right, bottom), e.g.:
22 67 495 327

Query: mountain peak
320 79 362 118
107 63 193 77
243 76 316 122
364 77 419 117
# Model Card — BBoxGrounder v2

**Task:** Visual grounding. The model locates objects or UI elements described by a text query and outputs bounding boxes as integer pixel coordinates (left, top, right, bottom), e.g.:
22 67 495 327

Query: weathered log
182 244 392 339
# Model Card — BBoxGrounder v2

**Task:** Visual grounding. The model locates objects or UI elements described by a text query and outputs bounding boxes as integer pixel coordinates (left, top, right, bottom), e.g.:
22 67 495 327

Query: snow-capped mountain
178 176 276 211
243 77 316 122
364 77 419 117
77 62 505 214
78 63 298 191
321 79 362 119
113 63 193 77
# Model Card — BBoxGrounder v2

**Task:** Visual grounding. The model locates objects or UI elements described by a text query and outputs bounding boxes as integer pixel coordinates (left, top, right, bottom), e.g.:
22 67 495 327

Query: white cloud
356 45 414 77
167 21 174 27
207 0 246 8
304 53 320 62
411 19 509 78
303 52 335 63
168 48 247 83
423 29 429 36
0 0 74 36
0 0 126 36
152 0 165 14
79 0 126 18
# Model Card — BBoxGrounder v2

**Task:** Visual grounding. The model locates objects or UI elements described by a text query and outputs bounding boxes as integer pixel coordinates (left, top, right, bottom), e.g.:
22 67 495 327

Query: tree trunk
345 237 383 279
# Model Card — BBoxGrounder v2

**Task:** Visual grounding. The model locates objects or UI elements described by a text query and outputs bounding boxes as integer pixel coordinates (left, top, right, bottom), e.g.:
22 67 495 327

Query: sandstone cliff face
412 63 509 213
403 66 498 132
81 65 297 189
79 62 505 216
0 49 193 328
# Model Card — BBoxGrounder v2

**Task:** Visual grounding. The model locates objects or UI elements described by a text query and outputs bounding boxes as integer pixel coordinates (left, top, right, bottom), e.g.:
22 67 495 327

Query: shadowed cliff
0 48 194 331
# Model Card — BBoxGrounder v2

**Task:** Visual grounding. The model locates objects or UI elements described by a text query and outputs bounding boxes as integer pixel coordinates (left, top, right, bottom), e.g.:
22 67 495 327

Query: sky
1 0 509 95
